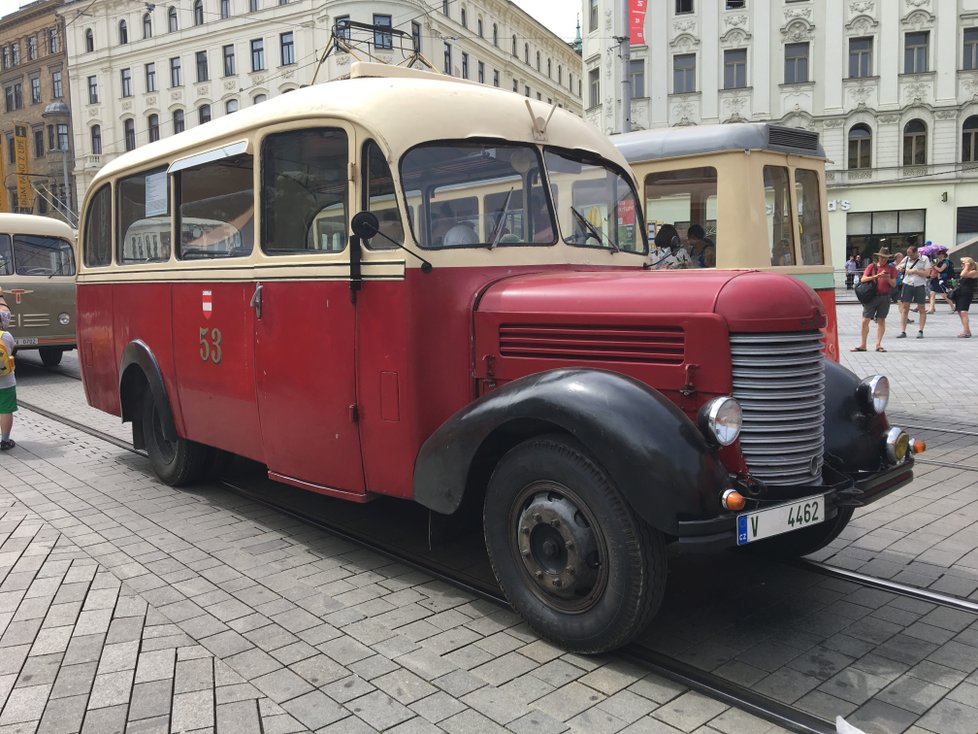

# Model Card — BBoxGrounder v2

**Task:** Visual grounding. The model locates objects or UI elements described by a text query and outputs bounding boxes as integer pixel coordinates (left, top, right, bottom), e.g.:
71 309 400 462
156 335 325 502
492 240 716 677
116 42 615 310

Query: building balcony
825 161 978 186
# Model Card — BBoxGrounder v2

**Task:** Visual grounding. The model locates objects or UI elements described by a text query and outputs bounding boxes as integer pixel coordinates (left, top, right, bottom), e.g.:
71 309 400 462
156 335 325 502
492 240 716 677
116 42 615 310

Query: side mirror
351 211 379 240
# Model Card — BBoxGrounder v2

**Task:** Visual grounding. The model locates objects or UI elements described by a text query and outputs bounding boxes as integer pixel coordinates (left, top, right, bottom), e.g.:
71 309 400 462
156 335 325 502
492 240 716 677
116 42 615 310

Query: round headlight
858 375 889 414
886 427 910 464
699 396 742 447
58 312 70 325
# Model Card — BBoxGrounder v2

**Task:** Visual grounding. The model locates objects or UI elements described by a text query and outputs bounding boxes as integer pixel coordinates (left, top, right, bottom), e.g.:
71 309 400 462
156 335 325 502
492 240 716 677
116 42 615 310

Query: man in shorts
852 247 898 353
0 308 16 450
896 242 932 338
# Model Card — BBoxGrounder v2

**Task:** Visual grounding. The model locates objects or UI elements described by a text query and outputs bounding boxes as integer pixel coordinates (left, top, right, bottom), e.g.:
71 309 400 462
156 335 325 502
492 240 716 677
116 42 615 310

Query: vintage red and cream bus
613 123 841 361
0 213 77 366
77 62 917 653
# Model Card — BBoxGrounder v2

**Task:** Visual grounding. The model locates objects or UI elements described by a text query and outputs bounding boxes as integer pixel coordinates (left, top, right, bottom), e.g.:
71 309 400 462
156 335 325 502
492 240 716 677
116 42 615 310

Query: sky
0 1 582 41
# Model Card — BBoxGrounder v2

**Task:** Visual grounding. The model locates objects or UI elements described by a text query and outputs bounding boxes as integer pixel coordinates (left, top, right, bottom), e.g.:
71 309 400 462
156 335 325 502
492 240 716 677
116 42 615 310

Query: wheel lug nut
521 526 530 535
553 579 563 587
567 566 575 575
533 513 542 522
550 519 560 527
535 571 543 579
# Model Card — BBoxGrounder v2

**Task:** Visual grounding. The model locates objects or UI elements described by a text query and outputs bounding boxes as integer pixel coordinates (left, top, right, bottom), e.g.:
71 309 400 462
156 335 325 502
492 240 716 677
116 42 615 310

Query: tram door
252 127 365 494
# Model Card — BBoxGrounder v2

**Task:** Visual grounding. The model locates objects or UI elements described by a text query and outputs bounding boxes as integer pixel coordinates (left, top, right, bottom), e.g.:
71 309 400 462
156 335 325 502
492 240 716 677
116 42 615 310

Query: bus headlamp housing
857 375 889 414
59 312 70 325
698 396 742 447
885 427 911 464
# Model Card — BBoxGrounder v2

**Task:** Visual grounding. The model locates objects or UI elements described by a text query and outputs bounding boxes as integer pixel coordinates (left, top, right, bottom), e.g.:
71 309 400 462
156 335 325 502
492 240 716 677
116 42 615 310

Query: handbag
855 280 877 304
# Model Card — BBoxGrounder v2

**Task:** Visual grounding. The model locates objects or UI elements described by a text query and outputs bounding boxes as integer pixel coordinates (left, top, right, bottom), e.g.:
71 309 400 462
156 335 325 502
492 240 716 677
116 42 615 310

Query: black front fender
119 339 177 444
413 369 733 535
824 359 892 471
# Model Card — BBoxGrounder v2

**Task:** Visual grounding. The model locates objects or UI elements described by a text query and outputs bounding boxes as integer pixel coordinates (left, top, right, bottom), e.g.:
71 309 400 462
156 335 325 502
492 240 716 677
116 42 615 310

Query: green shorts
0 386 17 414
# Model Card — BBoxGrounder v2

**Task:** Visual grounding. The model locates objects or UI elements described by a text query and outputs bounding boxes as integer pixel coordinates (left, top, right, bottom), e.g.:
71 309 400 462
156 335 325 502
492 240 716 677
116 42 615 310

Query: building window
198 104 211 123
558 65 562 84
34 129 43 157
173 109 185 133
724 49 746 88
28 36 36 60
148 114 160 142
676 0 693 13
2 47 8 70
11 43 18 66
143 13 152 38
785 42 809 83
226 99 238 114
412 21 421 52
49 28 59 53
170 57 182 86
848 37 872 78
253 93 266 104
4 83 23 112
512 79 518 92
524 43 529 64
119 20 128 44
146 63 156 92
90 126 101 154
493 69 499 87
627 59 645 97
588 68 599 107
121 68 132 97
478 19 483 37
673 53 696 93
548 58 552 78
848 124 872 170
444 43 452 74
250 0 258 11
194 0 204 26
536 51 540 71
251 39 264 70
905 31 929 74
524 85 530 97
726 0 745 8
461 52 468 79
124 119 136 151
280 32 294 65
442 0 449 14
30 77 40 104
965 28 978 70
221 0 229 18
85 28 94 52
512 35 517 56
223 44 235 75
57 124 68 151
903 119 927 165
589 0 599 30
493 24 498 46
461 8 467 27
478 60 484 83
52 70 62 98
196 51 208 81
964 116 978 162
87 75 98 104
168 7 178 32
373 15 392 50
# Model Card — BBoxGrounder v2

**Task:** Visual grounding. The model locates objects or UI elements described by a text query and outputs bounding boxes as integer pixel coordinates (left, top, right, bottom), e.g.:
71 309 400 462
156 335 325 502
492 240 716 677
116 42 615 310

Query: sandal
850 346 867 352
0 439 15 451
876 346 887 352
958 333 972 338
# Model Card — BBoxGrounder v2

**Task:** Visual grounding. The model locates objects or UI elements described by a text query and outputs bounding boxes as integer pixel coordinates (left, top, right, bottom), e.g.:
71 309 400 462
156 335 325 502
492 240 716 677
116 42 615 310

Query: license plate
737 495 826 545
14 337 38 346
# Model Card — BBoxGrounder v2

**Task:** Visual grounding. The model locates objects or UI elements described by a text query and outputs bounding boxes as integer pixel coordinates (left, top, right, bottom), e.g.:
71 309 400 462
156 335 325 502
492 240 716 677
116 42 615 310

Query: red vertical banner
630 0 647 45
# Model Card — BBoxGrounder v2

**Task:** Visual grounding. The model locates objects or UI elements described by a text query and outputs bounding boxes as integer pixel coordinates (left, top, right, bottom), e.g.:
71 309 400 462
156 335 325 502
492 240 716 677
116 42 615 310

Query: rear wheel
749 506 854 557
39 347 63 367
484 435 666 654
141 392 211 486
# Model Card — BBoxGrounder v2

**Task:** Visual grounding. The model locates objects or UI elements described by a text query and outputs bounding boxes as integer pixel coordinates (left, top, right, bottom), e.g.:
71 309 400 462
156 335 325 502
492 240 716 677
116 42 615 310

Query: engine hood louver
498 324 685 365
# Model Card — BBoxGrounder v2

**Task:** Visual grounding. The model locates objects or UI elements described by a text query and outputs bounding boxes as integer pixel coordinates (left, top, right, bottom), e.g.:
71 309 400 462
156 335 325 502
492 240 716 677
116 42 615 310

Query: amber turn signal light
721 489 746 511
912 439 926 455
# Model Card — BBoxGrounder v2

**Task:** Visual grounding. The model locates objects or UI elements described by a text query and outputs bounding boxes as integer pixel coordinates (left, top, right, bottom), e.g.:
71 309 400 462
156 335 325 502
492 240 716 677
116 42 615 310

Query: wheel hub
517 492 599 600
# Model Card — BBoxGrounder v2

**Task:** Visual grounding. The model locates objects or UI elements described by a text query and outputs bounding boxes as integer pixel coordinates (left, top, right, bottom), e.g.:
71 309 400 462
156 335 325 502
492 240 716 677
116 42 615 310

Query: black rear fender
119 340 176 449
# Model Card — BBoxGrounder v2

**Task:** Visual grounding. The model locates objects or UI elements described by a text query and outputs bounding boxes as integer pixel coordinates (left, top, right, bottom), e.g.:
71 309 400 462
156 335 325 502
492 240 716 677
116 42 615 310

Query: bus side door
252 127 365 495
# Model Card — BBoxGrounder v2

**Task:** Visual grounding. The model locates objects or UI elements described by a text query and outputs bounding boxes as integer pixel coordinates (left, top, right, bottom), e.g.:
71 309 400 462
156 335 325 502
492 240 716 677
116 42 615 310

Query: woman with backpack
0 308 16 451
928 249 953 313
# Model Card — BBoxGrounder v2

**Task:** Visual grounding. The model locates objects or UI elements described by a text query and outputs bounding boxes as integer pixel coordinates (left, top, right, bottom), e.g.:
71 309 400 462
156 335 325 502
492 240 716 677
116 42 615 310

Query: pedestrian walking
953 256 978 338
896 243 932 338
844 255 858 289
0 309 17 451
851 246 898 353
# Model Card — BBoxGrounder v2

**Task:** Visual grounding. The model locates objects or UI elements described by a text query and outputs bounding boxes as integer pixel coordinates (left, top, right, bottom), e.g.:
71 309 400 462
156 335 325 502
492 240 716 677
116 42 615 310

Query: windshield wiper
488 187 515 250
570 206 619 253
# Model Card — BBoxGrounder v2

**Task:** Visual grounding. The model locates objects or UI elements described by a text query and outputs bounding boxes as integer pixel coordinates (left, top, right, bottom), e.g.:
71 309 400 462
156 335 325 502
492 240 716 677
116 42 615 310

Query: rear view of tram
0 213 77 366
76 61 917 654
613 124 841 361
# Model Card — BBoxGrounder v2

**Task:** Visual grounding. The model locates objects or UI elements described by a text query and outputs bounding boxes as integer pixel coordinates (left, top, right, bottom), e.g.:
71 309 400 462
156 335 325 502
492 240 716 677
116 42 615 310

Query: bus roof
92 62 623 188
611 122 826 164
0 213 75 240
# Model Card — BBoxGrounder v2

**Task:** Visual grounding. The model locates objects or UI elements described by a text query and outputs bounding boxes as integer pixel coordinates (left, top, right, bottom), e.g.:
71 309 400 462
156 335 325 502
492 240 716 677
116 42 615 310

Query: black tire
141 393 211 486
749 506 854 557
484 435 666 654
39 347 63 367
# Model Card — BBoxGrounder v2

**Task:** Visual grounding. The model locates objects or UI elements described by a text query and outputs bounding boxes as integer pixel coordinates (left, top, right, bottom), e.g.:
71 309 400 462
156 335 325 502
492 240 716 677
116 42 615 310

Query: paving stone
50 662 97 700
128 679 172 721
87 670 135 709
532 680 606 723
15 653 62 689
215 700 262 734
174 657 213 694
878 674 950 715
252 667 316 703
322 675 376 704
503 710 568 734
80 703 128 734
37 693 88 734
133 649 175 684
170 689 214 732
0 683 51 724
282 689 346 729
347 689 418 730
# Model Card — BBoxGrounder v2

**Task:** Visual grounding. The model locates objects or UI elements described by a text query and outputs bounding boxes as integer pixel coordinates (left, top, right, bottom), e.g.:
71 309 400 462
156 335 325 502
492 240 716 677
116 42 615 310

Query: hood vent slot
499 324 685 364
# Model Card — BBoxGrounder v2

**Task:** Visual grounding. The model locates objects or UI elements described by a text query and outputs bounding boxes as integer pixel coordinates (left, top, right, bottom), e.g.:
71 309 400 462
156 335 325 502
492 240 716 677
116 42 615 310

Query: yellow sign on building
14 125 32 212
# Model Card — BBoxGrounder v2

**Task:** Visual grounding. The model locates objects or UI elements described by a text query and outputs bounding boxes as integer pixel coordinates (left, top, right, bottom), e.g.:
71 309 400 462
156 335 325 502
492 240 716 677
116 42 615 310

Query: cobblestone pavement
0 301 975 733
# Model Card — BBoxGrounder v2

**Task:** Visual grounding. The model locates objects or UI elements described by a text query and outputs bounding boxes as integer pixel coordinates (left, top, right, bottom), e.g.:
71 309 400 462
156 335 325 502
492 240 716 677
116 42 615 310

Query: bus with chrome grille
76 60 919 654
0 213 77 366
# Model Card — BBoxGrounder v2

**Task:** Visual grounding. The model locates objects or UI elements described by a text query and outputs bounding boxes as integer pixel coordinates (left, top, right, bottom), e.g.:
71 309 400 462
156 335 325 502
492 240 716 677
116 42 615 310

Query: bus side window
84 184 112 267
118 167 170 265
0 235 12 275
795 168 824 266
177 153 254 260
764 166 795 266
262 128 348 254
643 166 718 265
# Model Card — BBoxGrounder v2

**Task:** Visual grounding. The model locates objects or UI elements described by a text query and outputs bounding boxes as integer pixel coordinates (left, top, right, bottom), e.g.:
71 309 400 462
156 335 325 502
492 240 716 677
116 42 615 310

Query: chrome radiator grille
729 331 825 486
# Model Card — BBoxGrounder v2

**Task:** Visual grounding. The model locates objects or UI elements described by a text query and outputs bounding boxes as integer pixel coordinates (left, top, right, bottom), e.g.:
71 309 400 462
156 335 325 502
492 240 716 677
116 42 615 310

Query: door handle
250 282 263 319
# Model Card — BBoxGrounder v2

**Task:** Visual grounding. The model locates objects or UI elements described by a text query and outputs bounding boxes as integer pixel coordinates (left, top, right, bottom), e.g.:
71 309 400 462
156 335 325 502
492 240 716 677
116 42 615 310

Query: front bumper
673 458 915 553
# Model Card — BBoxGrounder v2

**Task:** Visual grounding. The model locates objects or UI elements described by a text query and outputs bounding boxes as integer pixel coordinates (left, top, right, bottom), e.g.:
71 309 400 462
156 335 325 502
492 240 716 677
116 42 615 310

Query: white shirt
900 254 932 287
648 247 692 270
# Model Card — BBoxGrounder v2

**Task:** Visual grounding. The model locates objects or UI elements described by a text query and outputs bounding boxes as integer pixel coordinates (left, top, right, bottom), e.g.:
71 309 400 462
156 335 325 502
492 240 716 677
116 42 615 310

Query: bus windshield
0 234 76 276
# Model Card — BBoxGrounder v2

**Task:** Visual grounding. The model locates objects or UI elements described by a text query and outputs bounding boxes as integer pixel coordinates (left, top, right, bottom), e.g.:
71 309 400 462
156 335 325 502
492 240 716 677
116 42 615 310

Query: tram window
764 166 795 266
262 128 349 254
0 236 11 275
545 149 644 253
85 184 112 267
177 153 254 260
400 143 551 248
118 167 171 264
12 235 75 276
363 139 402 251
643 166 717 266
795 168 824 265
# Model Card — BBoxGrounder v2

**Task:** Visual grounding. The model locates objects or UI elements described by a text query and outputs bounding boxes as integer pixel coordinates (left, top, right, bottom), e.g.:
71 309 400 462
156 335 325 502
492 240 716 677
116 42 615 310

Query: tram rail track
17 397 978 734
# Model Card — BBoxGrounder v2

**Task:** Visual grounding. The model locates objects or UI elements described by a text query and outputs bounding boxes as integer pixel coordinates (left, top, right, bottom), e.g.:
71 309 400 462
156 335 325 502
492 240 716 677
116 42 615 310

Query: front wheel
484 435 666 654
141 392 211 486
749 506 855 558
39 347 64 367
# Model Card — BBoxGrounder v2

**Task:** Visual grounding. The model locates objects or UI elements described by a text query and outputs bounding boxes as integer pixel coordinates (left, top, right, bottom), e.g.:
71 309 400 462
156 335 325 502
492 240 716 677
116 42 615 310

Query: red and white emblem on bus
5 288 34 305
202 290 213 319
